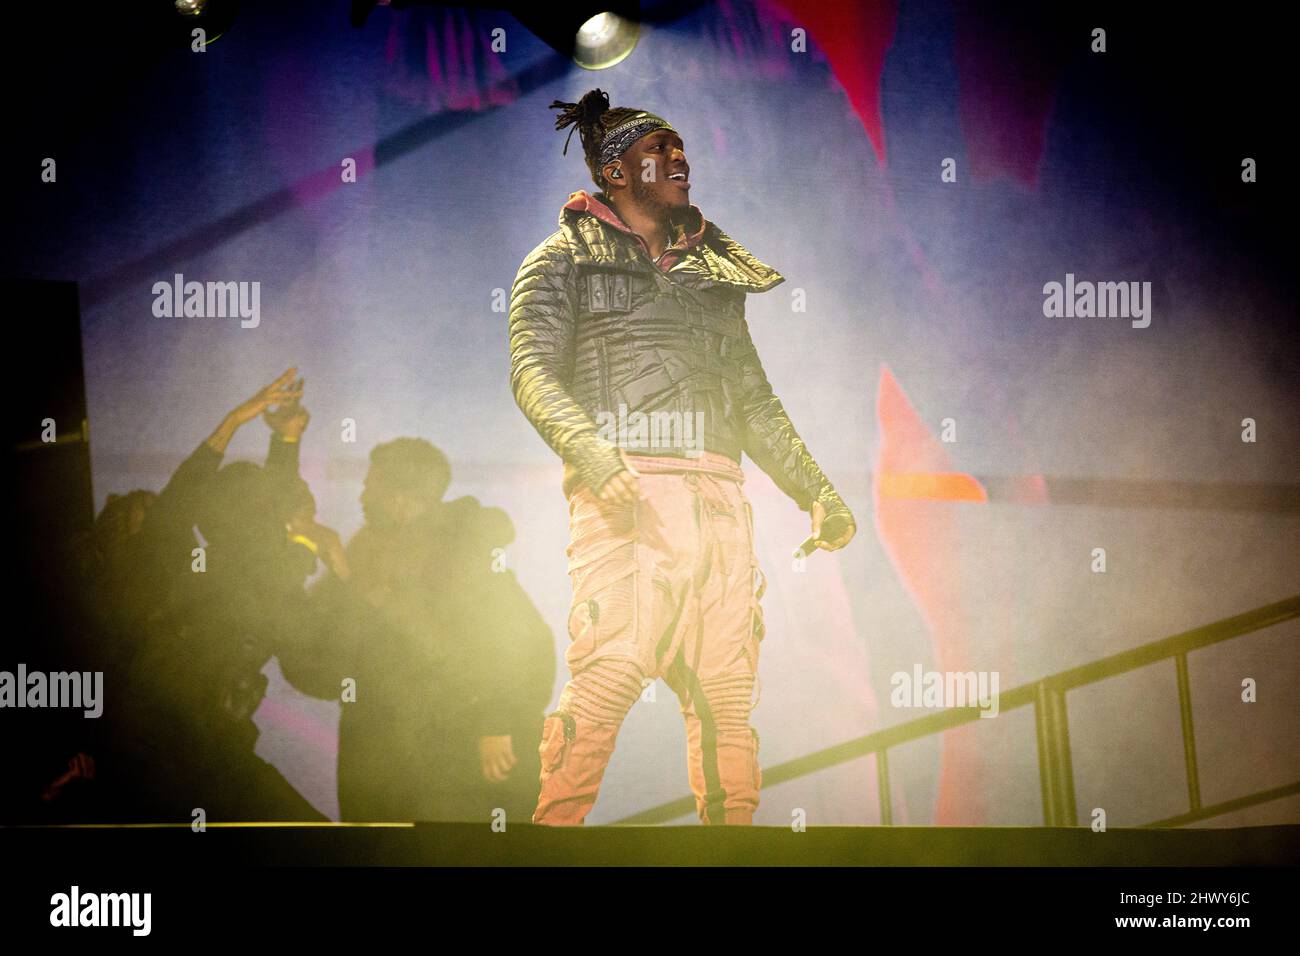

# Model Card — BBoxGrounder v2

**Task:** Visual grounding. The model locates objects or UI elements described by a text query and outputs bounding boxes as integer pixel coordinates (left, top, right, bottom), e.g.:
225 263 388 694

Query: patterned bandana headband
596 112 676 167
551 91 677 185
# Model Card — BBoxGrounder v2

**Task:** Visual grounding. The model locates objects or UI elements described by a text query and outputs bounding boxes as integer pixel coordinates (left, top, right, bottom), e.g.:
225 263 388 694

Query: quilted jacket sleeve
734 308 855 525
508 233 626 494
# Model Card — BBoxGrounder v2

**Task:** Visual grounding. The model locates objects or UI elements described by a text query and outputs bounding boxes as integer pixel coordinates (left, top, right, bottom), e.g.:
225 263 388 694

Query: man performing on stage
508 89 856 826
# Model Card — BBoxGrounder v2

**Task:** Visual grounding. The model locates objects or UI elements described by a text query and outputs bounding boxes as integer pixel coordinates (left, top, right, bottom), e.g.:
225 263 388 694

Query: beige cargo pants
533 452 766 826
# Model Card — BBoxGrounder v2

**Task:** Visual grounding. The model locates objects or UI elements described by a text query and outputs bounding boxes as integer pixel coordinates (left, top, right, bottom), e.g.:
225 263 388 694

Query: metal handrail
614 594 1300 826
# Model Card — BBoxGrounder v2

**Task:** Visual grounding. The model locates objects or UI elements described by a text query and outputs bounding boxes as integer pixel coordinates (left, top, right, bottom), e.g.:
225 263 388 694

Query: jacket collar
563 190 706 248
558 190 784 293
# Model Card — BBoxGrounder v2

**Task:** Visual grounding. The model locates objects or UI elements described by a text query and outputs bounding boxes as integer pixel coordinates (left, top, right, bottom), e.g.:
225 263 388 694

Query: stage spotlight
507 3 643 71
168 0 239 45
572 12 639 70
349 3 648 70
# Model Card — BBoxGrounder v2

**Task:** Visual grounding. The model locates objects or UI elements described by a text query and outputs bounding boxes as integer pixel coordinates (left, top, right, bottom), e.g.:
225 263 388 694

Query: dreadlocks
550 88 676 191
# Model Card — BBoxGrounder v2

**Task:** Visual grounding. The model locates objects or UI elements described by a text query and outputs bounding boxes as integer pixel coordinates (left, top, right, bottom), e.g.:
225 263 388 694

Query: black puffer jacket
509 196 853 523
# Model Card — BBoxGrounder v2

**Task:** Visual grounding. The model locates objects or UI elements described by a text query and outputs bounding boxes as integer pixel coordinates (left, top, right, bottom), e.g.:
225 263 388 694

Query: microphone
793 513 852 558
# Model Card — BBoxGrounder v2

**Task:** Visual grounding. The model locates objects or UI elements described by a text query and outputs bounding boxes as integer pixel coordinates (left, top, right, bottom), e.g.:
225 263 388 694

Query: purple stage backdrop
11 0 1297 826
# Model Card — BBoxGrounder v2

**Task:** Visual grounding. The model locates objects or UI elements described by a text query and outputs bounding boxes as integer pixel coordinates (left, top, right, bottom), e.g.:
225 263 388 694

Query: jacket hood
563 190 708 251
558 190 785 293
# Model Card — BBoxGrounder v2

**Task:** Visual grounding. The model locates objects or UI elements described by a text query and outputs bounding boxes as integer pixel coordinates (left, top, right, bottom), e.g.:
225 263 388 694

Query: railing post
1034 682 1056 825
877 749 892 826
1174 652 1201 813
1051 687 1078 826
1035 681 1078 826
